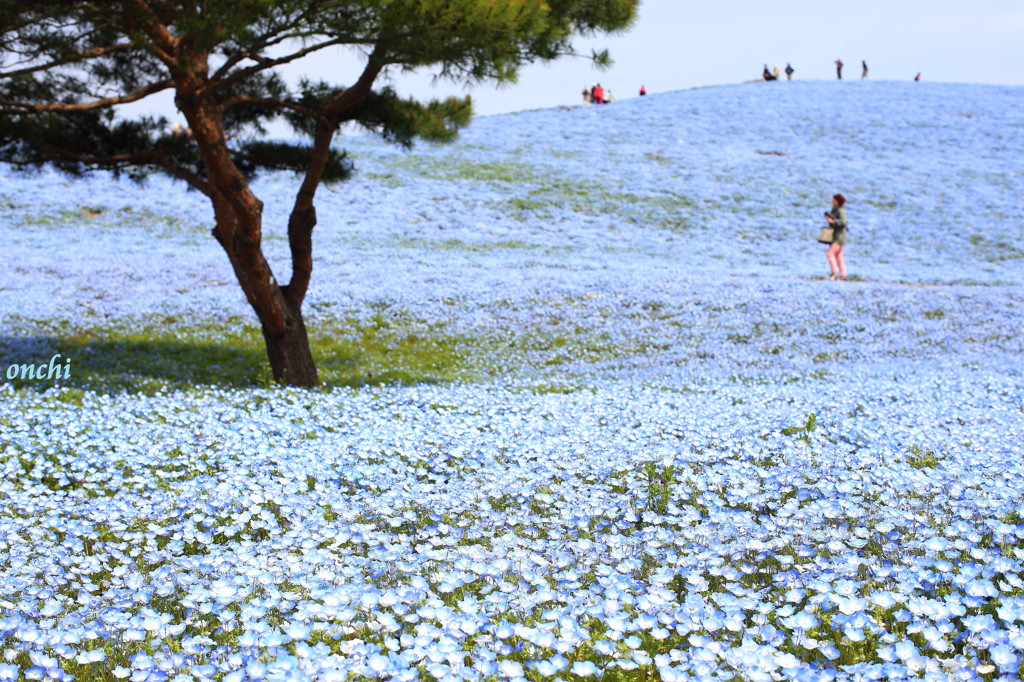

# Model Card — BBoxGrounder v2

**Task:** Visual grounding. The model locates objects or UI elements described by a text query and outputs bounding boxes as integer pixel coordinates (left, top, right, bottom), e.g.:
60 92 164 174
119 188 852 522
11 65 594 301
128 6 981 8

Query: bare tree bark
180 69 320 386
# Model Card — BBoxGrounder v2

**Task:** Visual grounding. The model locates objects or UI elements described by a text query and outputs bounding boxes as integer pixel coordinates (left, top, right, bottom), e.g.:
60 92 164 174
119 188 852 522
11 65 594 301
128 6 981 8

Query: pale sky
130 0 1024 135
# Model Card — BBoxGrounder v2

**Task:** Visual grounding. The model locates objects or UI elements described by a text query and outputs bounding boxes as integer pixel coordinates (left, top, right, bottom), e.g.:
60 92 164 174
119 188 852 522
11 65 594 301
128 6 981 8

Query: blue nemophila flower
122 628 146 641
75 649 105 664
785 610 818 631
571 660 600 676
496 659 525 678
989 643 1019 673
893 639 919 662
285 622 311 640
964 614 999 634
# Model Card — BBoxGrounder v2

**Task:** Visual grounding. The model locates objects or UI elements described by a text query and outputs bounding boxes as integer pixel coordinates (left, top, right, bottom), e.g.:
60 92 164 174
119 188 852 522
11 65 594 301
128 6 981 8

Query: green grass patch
0 315 479 393
906 445 943 470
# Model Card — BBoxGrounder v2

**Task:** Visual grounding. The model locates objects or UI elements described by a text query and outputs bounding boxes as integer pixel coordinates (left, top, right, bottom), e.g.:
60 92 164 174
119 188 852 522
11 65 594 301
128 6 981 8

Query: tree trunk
261 306 319 387
168 56 328 388
204 182 321 388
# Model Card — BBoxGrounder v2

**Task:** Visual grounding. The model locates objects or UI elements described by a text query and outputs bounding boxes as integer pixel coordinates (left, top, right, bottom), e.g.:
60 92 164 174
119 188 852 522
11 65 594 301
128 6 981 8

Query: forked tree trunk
206 186 321 388
178 88 336 388
221 238 320 387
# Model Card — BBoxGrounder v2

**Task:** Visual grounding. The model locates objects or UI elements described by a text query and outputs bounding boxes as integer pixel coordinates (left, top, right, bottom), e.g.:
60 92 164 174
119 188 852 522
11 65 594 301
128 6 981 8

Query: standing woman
825 193 848 280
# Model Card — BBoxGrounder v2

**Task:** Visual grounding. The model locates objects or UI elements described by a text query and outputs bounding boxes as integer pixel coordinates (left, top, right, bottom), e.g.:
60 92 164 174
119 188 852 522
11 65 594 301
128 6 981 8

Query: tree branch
0 78 173 113
25 142 210 196
152 152 210 196
323 48 387 118
284 47 387 306
208 27 308 83
122 0 177 65
208 1 371 86
220 94 317 120
0 43 134 79
211 36 351 94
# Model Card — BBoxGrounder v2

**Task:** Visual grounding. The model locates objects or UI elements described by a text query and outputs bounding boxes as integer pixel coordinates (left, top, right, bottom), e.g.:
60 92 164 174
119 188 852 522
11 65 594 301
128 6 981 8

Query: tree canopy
0 0 638 386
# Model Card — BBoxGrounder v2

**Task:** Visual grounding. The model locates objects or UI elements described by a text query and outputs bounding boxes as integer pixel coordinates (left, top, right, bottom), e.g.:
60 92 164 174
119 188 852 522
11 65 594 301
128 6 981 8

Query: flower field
1 80 1023 680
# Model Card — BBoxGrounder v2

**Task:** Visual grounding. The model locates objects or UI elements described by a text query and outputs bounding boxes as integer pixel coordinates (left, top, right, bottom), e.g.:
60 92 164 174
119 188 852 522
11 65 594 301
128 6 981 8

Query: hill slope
2 80 1021 384
326 79 1023 286
1 82 1024 681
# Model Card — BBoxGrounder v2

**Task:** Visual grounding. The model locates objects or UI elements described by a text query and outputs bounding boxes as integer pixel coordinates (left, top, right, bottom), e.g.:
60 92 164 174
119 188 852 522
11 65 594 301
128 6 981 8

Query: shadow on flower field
0 335 267 392
0 329 477 393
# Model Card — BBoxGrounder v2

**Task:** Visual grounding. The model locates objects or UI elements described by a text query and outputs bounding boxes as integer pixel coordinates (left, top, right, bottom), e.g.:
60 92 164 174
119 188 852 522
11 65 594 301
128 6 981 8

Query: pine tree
0 0 637 386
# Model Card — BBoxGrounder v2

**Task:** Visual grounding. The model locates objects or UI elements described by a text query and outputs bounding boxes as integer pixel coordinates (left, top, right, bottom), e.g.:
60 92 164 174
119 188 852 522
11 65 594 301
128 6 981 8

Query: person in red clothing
592 83 604 104
639 85 646 96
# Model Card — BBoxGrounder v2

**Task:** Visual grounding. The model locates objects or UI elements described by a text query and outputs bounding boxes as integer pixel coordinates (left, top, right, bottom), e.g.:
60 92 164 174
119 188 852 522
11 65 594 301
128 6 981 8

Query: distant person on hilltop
914 72 921 81
593 83 605 104
824 193 848 281
639 85 647 96
835 59 844 79
785 63 794 80
763 65 776 81
773 64 781 80
861 60 869 79
582 85 592 104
